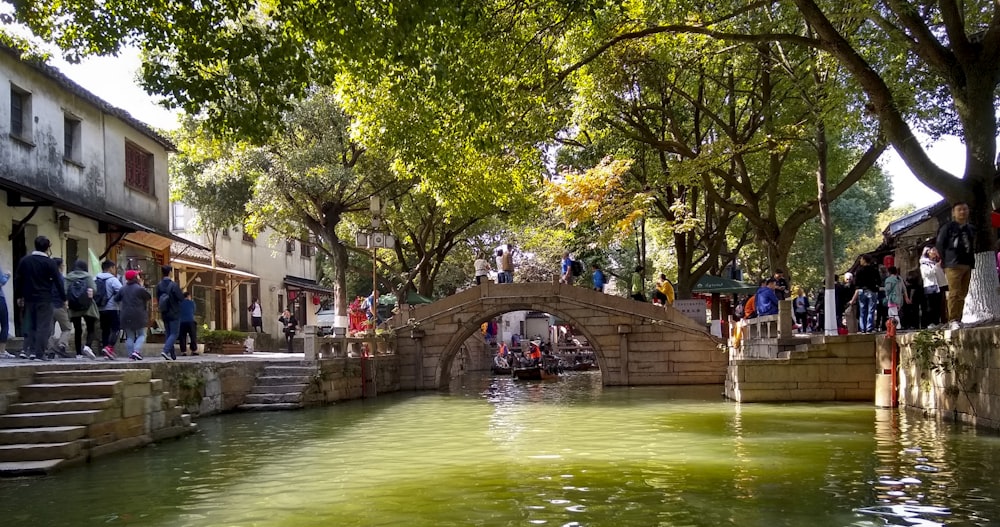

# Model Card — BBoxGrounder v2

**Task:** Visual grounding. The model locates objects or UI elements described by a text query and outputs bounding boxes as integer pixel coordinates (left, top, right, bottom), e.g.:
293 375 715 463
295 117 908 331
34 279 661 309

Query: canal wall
892 326 1000 431
0 356 402 418
726 334 876 402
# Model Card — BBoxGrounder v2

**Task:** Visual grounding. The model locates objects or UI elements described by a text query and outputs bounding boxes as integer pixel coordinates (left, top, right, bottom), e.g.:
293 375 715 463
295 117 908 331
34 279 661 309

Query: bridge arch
434 302 612 387
392 282 726 390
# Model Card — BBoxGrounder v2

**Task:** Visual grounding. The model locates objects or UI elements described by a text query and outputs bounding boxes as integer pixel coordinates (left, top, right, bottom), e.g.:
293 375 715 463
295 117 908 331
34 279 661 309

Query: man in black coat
14 236 65 360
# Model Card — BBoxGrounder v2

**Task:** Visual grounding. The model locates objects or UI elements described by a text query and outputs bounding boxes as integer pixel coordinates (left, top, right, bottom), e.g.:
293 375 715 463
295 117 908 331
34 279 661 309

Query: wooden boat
512 365 559 380
492 356 512 375
568 361 596 371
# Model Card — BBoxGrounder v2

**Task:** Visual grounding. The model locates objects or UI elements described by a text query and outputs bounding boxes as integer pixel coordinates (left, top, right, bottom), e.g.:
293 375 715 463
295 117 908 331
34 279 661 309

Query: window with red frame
125 142 153 194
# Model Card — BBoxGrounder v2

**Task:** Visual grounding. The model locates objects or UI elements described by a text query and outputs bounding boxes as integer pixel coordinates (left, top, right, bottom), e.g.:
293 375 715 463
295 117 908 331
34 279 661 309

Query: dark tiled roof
170 242 236 268
0 43 176 151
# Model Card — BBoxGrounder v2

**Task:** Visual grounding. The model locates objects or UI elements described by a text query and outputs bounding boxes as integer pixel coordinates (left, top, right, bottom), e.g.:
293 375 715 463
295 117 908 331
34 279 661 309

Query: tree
169 119 254 314
245 88 402 319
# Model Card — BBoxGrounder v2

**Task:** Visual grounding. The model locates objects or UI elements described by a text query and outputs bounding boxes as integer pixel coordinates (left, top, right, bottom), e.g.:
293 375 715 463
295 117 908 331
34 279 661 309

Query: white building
170 204 328 336
0 43 202 337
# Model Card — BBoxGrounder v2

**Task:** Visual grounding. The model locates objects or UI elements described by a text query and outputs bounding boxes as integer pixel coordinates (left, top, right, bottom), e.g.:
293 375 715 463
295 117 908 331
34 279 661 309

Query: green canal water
2 371 999 527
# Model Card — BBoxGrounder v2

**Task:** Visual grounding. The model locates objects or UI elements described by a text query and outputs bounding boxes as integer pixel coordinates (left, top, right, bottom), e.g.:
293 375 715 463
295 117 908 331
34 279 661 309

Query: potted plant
201 329 248 355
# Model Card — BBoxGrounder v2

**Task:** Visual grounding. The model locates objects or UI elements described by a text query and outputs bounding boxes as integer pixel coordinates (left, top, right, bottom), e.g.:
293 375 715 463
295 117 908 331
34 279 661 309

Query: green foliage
200 329 247 345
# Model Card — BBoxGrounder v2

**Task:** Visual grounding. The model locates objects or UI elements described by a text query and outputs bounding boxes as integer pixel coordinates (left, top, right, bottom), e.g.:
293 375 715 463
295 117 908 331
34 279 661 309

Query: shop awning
172 258 259 279
691 275 758 295
105 211 208 251
284 275 334 295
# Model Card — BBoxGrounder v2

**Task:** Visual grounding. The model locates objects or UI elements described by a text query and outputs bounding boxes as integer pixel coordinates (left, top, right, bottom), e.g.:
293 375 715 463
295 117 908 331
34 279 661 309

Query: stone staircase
238 364 315 411
0 369 194 476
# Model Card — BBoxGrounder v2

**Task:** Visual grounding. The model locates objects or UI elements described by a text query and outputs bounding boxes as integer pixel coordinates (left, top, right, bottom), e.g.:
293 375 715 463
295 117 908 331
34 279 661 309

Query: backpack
158 291 173 314
92 276 108 308
67 278 92 311
570 259 583 276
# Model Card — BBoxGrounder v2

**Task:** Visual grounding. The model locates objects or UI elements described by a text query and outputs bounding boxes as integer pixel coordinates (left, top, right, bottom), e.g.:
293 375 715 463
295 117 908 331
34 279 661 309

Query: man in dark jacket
936 201 975 330
155 265 184 360
14 236 64 360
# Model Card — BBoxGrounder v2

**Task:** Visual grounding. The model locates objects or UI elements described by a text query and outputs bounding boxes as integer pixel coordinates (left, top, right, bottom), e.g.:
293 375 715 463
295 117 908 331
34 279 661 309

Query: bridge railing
301 326 396 361
729 299 798 359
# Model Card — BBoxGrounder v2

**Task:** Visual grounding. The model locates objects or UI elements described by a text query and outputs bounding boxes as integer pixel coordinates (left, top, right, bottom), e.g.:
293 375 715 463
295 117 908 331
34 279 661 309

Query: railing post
303 325 317 361
777 300 793 337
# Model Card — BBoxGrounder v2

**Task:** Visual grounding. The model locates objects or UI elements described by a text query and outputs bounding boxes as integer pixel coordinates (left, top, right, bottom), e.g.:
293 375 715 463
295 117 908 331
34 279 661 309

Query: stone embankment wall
892 326 1000 430
0 357 402 418
726 334 876 402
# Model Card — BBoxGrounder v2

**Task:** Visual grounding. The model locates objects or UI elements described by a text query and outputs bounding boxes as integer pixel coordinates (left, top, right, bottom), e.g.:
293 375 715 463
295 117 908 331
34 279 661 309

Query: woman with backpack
66 260 104 359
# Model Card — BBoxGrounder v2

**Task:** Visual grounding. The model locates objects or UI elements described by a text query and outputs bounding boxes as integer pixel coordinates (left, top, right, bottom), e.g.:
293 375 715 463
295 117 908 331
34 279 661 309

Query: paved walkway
0 351 306 368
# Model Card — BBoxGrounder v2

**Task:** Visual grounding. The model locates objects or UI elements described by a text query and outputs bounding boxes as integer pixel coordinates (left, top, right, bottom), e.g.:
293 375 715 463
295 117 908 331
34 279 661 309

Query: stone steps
237 364 316 411
243 392 304 405
0 440 84 462
0 368 196 477
18 381 122 402
7 398 115 414
0 459 76 477
0 409 108 429
256 375 311 386
0 425 87 445
249 384 310 394
238 403 305 412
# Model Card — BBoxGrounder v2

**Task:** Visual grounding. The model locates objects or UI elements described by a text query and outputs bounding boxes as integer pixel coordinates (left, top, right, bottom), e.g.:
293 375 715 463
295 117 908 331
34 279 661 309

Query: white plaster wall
0 55 168 233
102 117 170 231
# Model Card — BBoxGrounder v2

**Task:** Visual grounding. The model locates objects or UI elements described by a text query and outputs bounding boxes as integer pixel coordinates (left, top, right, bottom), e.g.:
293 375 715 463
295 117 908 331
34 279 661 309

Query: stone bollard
845 305 858 334
303 325 317 361
777 299 793 337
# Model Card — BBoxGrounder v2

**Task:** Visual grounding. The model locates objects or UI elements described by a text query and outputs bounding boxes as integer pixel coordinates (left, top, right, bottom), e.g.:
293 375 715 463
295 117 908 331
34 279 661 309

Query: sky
54 49 957 210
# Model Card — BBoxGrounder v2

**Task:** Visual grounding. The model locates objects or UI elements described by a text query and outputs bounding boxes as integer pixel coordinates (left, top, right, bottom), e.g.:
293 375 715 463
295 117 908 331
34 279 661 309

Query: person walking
560 252 575 285
278 309 298 353
919 246 944 328
66 260 103 359
155 265 184 360
95 260 123 359
591 263 606 293
14 236 64 361
46 258 73 358
178 291 199 356
936 201 976 330
0 262 11 359
846 254 881 333
118 270 151 361
630 266 646 302
248 298 263 332
473 253 491 285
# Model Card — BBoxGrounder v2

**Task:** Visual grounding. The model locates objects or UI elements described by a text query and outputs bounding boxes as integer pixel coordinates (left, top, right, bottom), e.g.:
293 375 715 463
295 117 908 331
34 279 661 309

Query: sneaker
17 352 29 359
0 351 14 359
948 320 962 331
129 352 143 361
161 352 171 360
55 344 70 358
102 346 116 360
82 346 97 360
32 354 50 361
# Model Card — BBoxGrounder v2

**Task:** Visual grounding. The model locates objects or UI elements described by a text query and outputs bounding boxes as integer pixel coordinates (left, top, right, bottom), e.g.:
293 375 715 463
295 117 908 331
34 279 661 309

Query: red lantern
312 295 320 305
288 290 298 301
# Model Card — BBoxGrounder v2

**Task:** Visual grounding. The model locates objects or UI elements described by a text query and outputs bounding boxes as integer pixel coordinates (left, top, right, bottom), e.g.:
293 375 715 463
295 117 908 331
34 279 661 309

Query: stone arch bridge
390 282 726 390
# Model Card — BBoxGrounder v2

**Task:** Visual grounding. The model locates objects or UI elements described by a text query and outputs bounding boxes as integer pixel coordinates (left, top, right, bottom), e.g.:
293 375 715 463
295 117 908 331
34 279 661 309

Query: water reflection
0 372 998 526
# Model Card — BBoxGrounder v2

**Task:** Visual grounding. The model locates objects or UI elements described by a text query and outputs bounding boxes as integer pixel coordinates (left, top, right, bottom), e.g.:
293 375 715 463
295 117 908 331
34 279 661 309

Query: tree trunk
962 252 1000 325
328 233 350 322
